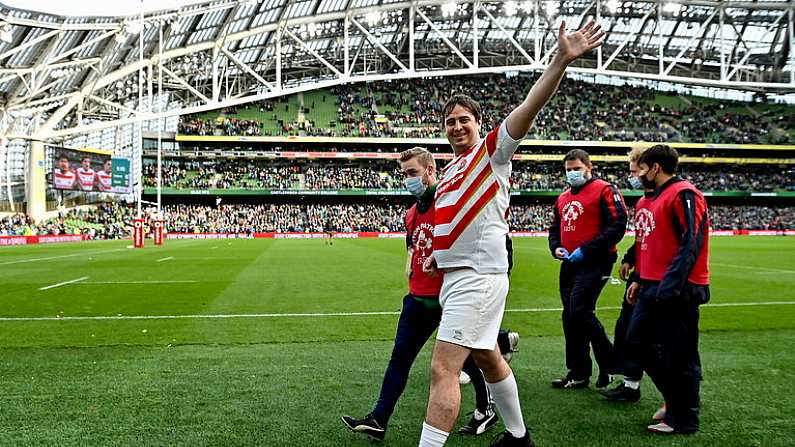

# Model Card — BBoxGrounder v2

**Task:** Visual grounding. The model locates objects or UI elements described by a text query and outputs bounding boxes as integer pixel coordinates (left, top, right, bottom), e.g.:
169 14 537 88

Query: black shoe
489 429 535 446
459 404 499 435
551 373 588 389
340 413 386 441
600 382 641 402
595 373 613 388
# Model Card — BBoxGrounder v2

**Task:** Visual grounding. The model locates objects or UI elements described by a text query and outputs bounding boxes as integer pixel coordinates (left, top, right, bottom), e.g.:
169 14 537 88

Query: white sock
623 379 640 390
487 372 526 438
418 422 449 447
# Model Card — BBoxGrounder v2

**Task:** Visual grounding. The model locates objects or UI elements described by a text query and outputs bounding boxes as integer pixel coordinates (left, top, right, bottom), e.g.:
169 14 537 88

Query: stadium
0 0 793 445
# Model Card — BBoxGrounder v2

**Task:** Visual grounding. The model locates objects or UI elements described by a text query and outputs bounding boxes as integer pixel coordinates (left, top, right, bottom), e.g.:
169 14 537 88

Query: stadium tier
3 202 794 237
179 76 795 144
141 158 794 194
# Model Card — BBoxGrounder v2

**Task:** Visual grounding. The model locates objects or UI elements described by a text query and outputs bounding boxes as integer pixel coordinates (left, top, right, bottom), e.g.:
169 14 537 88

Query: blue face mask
566 170 587 187
628 175 644 190
404 176 427 197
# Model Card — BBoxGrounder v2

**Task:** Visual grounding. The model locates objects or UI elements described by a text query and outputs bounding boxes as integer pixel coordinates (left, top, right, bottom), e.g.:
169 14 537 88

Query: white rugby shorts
436 268 509 350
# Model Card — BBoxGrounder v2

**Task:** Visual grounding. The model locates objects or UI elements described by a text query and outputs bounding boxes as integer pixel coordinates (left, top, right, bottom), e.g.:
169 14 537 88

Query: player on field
54 156 77 190
341 148 519 441
76 156 96 191
418 21 605 447
626 145 710 434
96 159 113 192
324 218 334 245
548 149 626 390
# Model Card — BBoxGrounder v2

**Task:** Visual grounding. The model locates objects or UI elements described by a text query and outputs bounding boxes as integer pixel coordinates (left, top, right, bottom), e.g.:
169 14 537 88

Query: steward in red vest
628 144 710 435
601 145 659 404
548 149 627 388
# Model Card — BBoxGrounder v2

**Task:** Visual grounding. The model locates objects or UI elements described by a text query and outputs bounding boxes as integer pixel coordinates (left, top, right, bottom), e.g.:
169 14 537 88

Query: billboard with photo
51 147 112 192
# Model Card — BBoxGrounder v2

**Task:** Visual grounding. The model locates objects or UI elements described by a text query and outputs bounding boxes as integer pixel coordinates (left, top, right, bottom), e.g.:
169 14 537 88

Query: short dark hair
442 94 482 123
563 149 591 165
637 144 679 174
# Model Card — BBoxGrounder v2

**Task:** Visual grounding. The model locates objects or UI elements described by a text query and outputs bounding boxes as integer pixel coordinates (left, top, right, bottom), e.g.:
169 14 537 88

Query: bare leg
424 340 472 432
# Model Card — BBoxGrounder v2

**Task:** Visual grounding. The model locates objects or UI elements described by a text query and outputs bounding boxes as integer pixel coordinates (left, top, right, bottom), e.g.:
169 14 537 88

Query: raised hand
557 20 606 64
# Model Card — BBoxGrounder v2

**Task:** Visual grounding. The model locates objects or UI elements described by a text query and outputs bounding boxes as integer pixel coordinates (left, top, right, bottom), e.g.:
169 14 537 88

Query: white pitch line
0 248 128 266
711 263 795 275
81 280 199 284
38 276 89 291
1 301 793 322
156 257 174 263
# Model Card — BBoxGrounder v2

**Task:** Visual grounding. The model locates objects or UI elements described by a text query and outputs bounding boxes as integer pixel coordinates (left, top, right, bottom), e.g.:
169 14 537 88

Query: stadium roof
0 0 793 140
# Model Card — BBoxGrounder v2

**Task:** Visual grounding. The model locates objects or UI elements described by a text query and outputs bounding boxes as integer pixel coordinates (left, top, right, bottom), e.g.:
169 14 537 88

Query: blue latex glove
565 248 584 263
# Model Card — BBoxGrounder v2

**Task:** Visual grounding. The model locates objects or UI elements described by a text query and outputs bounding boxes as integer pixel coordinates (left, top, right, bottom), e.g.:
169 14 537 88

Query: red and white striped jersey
54 170 76 189
97 170 112 191
433 124 521 274
76 168 96 191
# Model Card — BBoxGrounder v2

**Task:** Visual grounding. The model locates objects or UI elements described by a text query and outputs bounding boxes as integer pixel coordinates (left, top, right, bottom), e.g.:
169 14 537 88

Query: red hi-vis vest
556 179 617 254
632 195 652 276
639 180 710 285
406 203 443 297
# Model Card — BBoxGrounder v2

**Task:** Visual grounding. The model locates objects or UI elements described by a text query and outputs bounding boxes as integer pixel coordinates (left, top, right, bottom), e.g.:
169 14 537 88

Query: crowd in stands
162 203 405 233
179 117 263 137
142 159 794 193
178 75 794 144
3 202 793 237
0 202 134 239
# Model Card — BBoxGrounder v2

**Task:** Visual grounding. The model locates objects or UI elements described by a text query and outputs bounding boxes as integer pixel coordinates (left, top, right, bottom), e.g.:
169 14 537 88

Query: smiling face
444 104 482 155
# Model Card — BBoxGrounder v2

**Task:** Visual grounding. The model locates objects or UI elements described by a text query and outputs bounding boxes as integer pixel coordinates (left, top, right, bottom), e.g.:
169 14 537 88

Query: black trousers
372 294 493 426
629 284 708 433
613 282 644 381
558 255 616 379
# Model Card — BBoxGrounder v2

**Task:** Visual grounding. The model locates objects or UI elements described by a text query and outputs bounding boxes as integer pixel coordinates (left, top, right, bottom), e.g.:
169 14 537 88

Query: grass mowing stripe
2 300 792 321
0 248 129 265
38 276 89 291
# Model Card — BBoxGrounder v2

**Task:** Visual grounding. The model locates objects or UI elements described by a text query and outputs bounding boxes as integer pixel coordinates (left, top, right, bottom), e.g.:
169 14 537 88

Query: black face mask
640 167 657 190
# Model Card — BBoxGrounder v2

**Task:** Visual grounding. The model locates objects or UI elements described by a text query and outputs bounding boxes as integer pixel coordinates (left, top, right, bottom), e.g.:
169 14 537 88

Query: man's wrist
550 53 570 69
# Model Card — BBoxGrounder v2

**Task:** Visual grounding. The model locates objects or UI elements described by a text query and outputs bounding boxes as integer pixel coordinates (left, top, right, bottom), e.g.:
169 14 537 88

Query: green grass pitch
1 236 794 446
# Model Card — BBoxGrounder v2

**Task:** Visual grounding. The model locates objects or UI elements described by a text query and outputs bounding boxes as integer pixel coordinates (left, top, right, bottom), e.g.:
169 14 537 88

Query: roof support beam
415 8 473 68
726 12 786 81
0 29 59 63
350 17 409 71
480 6 534 65
663 7 719 76
160 65 210 103
283 28 343 76
220 47 274 90
603 7 656 70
